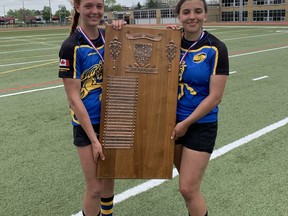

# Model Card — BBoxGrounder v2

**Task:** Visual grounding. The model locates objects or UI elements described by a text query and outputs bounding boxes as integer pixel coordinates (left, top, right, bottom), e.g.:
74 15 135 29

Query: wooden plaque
97 25 181 179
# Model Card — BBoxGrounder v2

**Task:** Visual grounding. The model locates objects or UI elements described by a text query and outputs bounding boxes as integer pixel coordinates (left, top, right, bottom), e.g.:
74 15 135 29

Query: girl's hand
166 25 182 30
111 19 127 30
171 121 189 140
91 141 105 162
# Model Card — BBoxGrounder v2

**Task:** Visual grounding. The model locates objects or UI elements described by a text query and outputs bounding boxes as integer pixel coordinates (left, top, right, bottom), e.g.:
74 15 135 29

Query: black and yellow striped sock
101 195 114 216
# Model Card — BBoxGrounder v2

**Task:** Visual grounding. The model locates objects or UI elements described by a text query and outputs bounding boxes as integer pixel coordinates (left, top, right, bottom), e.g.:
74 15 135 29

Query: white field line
71 117 288 216
0 33 67 40
0 85 64 98
229 46 288 58
0 46 287 69
0 30 286 57
0 47 57 55
0 30 287 215
0 59 57 67
222 31 288 41
252 76 269 81
229 71 237 74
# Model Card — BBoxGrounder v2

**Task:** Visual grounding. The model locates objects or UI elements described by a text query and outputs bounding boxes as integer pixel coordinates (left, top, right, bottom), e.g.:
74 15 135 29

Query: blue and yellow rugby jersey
58 29 105 126
177 31 229 123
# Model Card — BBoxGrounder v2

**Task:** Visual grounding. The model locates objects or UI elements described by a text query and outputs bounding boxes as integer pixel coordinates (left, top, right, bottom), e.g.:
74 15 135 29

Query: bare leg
174 144 183 172
179 147 211 216
77 145 114 216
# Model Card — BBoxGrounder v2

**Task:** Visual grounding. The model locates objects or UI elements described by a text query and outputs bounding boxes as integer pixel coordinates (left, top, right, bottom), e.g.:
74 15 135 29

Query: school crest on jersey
193 53 207 63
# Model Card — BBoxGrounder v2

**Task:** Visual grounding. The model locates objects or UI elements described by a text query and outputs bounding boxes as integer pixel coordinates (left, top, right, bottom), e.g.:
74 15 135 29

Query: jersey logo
193 53 206 63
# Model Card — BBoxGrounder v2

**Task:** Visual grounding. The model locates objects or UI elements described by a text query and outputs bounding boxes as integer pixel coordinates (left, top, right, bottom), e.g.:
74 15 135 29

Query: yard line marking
276 30 288 33
0 85 64 98
0 60 58 75
211 117 288 159
252 76 269 81
0 47 57 54
71 117 288 216
222 32 288 41
229 46 288 58
0 59 57 67
0 46 288 95
0 33 67 40
229 71 237 74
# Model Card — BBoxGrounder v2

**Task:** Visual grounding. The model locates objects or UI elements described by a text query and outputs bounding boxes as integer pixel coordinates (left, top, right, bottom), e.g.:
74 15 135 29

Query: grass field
0 25 288 216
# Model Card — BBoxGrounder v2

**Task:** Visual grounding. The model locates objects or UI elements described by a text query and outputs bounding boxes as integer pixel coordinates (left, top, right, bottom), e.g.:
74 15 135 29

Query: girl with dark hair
58 0 125 215
169 0 229 215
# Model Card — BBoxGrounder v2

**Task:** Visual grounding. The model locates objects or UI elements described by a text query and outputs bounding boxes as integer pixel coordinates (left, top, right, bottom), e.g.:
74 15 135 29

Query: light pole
239 0 243 22
49 0 52 22
22 0 25 22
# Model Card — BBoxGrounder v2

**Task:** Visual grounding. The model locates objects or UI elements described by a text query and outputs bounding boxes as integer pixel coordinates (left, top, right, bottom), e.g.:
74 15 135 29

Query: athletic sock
188 211 208 216
101 195 114 216
82 210 100 216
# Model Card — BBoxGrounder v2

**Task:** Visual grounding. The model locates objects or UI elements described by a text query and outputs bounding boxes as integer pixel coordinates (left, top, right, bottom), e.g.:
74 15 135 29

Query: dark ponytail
70 9 80 36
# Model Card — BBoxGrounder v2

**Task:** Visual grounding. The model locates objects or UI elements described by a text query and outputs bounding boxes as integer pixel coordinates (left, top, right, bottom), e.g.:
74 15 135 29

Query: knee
86 188 102 199
179 184 198 201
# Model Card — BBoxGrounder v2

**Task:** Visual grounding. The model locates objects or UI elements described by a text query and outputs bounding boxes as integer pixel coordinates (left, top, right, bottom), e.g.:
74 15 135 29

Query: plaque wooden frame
97 25 181 179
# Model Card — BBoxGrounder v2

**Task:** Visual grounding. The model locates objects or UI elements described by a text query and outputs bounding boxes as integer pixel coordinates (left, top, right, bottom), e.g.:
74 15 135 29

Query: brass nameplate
102 75 139 148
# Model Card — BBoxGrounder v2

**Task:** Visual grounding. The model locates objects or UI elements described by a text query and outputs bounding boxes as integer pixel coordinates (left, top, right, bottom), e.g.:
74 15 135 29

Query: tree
54 6 71 23
105 0 116 8
42 6 52 21
110 4 123 12
135 2 142 9
7 8 36 21
147 0 157 8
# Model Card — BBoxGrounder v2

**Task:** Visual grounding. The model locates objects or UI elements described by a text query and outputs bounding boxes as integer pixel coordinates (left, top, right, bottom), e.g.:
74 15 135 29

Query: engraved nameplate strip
102 75 138 148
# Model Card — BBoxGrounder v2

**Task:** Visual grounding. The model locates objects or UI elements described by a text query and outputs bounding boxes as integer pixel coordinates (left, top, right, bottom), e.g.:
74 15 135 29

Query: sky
0 0 146 16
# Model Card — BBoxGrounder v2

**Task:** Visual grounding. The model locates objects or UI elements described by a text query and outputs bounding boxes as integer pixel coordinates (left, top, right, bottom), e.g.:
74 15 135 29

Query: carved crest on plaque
109 37 121 69
125 43 158 74
134 43 152 67
166 40 177 72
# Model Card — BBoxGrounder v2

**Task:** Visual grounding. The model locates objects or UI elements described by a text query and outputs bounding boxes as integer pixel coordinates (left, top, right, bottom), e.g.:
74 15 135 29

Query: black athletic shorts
175 122 218 154
73 124 100 147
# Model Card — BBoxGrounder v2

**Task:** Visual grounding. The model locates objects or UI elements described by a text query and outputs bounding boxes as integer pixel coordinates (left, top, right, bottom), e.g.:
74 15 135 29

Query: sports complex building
104 0 288 24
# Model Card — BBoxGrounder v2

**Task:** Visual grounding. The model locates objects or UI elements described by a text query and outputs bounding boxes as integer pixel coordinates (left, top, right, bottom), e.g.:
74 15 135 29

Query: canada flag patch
59 59 70 67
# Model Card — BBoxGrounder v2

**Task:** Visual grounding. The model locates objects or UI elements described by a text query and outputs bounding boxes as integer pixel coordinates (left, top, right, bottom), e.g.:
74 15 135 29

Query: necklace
78 27 105 63
179 31 205 66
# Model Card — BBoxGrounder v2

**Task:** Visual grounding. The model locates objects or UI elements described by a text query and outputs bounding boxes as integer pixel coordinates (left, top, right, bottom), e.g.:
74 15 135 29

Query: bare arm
63 78 104 161
171 75 228 139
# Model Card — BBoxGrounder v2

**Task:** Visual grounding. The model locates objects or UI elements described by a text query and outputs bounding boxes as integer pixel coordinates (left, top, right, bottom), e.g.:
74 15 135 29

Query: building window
253 10 269 21
222 0 235 7
253 0 265 5
222 11 248 21
269 10 286 21
149 10 156 18
133 11 140 19
133 10 156 19
141 11 148 18
253 0 285 4
222 0 248 7
222 11 234 21
116 14 124 19
160 9 176 18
